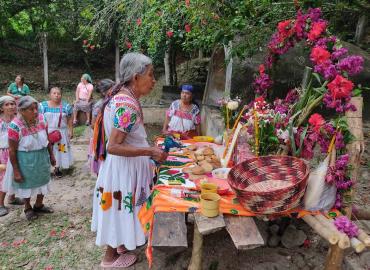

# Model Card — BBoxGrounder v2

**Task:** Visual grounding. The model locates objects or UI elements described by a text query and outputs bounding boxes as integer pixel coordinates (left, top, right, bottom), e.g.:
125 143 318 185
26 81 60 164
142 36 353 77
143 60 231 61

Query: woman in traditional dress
162 84 201 139
0 96 23 217
40 87 73 178
72 73 94 126
4 96 55 221
91 52 168 268
7 75 30 100
88 79 114 176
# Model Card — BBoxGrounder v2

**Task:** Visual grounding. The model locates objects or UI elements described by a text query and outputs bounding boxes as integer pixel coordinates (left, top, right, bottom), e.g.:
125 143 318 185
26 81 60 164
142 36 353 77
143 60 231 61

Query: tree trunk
354 14 368 44
224 41 233 98
198 49 204 59
172 48 177 86
42 32 49 91
115 39 120 82
164 50 171 86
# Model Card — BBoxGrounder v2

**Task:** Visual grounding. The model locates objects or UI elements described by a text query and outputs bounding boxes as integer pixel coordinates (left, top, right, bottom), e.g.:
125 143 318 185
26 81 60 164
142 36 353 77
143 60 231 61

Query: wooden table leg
188 223 203 270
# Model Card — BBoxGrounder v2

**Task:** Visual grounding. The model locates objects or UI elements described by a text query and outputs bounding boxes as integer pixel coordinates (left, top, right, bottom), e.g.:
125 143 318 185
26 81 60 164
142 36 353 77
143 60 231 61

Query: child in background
40 87 73 177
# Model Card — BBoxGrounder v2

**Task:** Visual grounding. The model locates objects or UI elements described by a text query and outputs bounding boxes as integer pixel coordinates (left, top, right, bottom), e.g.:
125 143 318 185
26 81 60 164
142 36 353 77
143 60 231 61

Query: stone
281 224 307 248
292 253 306 269
360 251 370 268
267 234 281 247
269 224 280 234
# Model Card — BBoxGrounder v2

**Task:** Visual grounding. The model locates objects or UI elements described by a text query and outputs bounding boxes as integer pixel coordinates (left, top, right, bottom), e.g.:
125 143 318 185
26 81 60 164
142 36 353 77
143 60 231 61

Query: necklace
21 115 39 139
124 86 143 120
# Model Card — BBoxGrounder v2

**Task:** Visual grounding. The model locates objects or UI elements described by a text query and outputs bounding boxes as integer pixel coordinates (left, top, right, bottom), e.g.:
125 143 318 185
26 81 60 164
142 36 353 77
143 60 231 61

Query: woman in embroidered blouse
162 84 201 139
91 53 168 268
7 75 30 100
0 96 21 217
40 87 73 178
72 73 94 126
4 96 55 221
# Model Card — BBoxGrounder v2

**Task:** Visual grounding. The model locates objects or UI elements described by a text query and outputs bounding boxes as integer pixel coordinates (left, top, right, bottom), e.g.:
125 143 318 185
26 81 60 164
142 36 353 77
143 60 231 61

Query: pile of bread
182 145 222 179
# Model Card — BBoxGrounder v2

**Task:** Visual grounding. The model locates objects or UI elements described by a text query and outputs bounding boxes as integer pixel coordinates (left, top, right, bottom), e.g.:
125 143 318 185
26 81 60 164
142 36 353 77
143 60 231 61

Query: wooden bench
152 212 264 270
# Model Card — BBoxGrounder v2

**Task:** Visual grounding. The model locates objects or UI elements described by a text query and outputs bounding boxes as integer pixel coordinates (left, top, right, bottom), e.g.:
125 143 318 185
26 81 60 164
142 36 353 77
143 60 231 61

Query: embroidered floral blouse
166 100 201 133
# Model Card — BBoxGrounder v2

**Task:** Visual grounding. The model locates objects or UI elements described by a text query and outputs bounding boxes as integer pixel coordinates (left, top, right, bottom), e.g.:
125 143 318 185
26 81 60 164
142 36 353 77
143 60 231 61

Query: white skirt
91 153 154 249
50 127 73 169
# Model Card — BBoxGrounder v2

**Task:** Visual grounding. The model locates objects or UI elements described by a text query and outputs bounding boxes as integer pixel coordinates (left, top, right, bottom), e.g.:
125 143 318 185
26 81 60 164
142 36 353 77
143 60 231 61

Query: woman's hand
14 169 23 183
150 147 168 163
50 154 56 167
162 129 170 135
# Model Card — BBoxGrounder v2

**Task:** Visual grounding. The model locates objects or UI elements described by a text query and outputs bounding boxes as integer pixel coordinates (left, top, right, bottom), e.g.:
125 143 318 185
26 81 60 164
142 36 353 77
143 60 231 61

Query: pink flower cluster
325 154 353 189
253 8 364 113
334 216 359 238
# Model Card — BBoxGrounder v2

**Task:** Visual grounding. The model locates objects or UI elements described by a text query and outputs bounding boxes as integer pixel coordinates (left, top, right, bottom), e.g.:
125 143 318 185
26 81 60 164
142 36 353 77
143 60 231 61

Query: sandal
100 253 137 269
33 204 54 214
117 245 128 255
24 208 38 221
0 206 9 217
8 197 24 205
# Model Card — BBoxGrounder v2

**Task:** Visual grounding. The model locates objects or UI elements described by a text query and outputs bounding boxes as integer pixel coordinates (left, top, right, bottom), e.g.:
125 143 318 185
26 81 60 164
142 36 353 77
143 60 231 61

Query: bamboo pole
325 97 364 270
350 237 366 253
357 228 370 247
314 215 350 249
302 215 339 245
188 224 203 270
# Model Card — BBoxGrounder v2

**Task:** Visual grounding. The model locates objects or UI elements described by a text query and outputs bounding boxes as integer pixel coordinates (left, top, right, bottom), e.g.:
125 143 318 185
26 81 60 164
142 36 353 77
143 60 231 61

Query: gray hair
0 96 15 111
18 96 38 111
119 52 152 84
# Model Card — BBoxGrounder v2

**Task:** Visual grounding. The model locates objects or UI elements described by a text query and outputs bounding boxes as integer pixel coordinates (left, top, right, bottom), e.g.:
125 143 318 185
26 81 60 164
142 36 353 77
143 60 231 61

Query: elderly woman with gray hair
0 96 22 217
3 96 55 221
91 53 168 268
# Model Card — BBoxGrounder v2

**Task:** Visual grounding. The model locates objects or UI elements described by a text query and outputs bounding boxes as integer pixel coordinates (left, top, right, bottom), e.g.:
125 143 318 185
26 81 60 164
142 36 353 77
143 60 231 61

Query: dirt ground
0 123 369 270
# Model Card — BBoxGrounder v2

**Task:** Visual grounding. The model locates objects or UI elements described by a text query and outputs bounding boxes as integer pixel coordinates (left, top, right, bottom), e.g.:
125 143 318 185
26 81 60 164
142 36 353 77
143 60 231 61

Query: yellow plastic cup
200 193 221 217
201 183 217 195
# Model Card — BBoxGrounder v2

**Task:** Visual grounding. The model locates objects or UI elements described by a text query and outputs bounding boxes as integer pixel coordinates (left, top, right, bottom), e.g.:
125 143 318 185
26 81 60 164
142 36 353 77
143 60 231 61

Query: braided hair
93 53 152 162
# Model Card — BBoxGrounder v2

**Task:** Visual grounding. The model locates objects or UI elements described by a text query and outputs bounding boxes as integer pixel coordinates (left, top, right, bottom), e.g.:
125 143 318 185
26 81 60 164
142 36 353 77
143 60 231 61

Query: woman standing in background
72 74 94 126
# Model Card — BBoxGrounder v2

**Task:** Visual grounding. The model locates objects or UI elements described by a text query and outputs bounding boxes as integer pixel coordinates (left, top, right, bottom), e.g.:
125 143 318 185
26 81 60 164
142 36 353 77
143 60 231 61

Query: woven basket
227 156 309 215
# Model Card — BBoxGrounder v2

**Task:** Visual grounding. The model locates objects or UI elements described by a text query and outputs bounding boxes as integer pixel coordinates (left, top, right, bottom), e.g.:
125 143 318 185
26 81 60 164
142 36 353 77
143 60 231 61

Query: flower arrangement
231 8 365 213
217 96 241 130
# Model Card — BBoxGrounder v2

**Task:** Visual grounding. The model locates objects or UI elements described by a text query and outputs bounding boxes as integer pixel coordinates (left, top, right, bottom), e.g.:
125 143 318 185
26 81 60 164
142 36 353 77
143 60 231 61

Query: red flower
166 31 174 38
277 20 294 40
125 41 132 49
254 96 265 104
259 64 265 75
327 75 354 99
49 230 57 237
308 113 325 132
44 266 53 270
308 21 326 41
90 45 95 50
185 0 190 7
310 47 331 64
185 24 191 33
83 40 88 45
136 18 142 26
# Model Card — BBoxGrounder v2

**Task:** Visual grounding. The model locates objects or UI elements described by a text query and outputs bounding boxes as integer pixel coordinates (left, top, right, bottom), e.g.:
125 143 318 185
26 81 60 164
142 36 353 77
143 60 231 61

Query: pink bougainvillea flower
136 18 142 26
166 31 174 38
185 24 191 33
310 47 331 64
308 113 325 132
0 242 9 247
49 230 57 237
119 111 131 129
185 0 190 7
308 21 327 41
327 75 354 99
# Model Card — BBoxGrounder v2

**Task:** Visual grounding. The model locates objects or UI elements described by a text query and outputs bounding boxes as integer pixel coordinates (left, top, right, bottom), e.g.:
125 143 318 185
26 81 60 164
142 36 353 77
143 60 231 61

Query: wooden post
164 50 170 86
324 97 364 270
198 49 204 59
42 32 49 91
223 41 233 98
354 14 368 44
188 224 203 270
115 39 120 83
